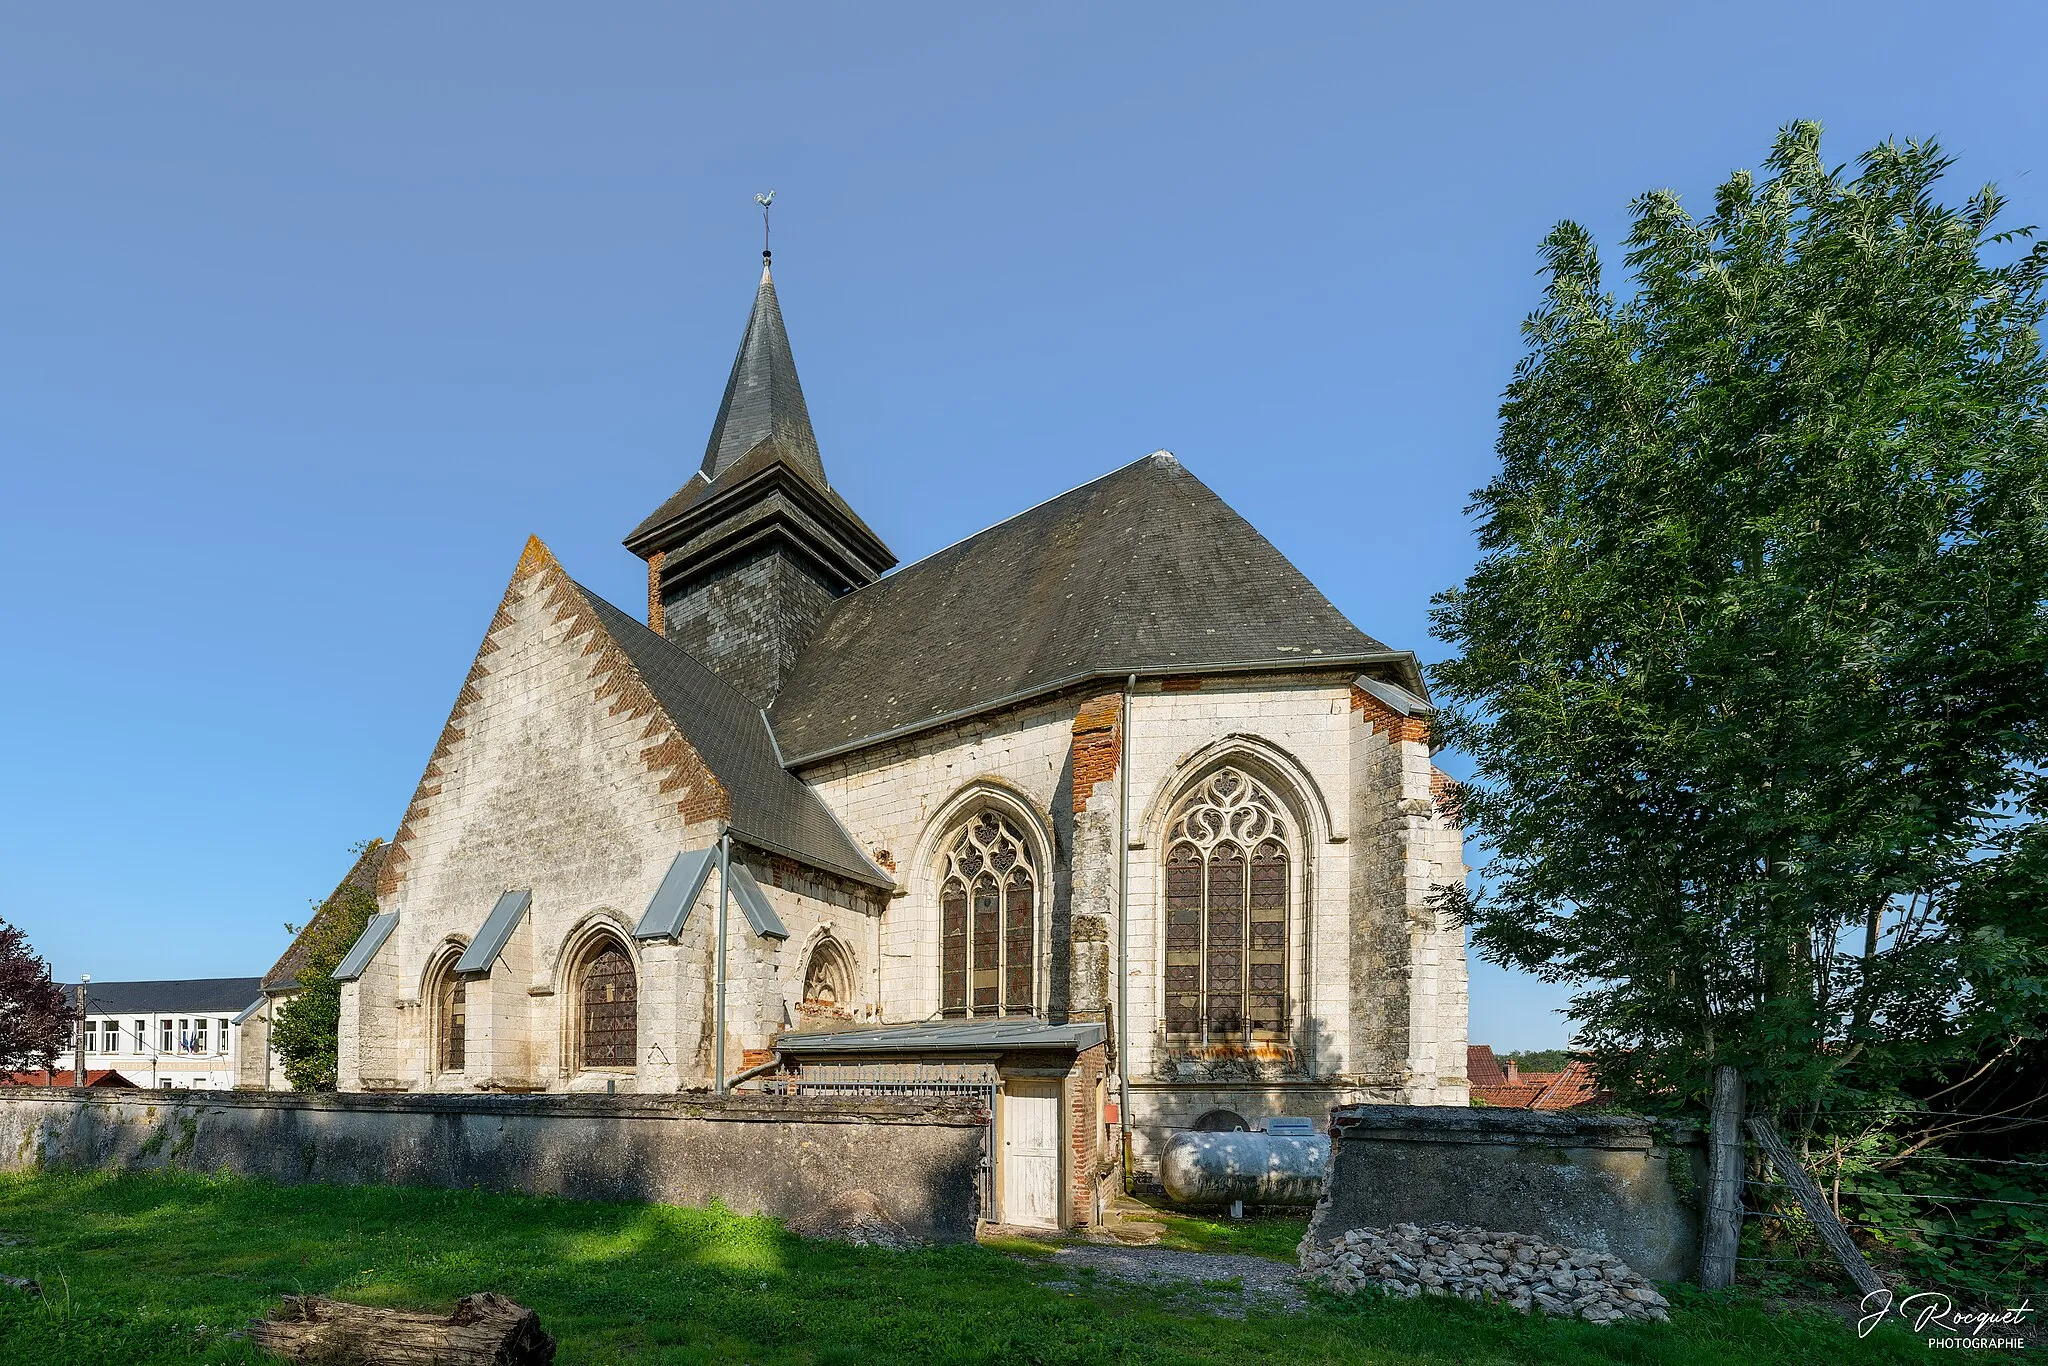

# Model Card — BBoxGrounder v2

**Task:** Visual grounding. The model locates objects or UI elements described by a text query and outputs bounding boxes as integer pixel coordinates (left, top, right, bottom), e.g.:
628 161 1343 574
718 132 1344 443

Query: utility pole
74 974 89 1085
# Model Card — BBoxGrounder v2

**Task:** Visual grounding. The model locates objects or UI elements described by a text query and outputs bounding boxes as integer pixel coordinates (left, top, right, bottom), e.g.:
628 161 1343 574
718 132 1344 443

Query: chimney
1504 1058 1520 1084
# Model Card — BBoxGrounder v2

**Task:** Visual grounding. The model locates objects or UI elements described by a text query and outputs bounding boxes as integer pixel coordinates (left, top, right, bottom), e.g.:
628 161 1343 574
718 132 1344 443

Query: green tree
270 841 382 1091
1430 124 2048 1123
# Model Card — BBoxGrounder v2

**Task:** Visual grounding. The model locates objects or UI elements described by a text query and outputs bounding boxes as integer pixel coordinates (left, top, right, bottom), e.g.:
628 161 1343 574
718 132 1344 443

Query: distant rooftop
64 979 263 1015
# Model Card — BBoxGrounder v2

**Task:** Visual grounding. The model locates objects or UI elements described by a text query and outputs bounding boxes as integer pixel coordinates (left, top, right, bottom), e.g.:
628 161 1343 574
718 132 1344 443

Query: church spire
698 252 827 490
624 245 895 708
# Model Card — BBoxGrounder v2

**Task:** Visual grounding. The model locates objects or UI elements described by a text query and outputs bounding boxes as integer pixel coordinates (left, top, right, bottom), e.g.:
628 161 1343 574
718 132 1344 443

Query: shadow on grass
0 1170 1957 1366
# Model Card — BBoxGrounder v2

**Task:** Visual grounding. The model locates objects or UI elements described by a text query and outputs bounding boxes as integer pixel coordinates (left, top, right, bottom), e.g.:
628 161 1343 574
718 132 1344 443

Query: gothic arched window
802 937 855 1014
1163 768 1291 1045
578 941 637 1070
938 811 1037 1017
433 954 466 1074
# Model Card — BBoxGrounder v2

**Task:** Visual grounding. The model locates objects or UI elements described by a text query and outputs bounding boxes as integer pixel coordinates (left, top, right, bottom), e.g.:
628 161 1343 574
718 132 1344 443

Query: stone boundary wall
0 1090 987 1243
1307 1105 1706 1283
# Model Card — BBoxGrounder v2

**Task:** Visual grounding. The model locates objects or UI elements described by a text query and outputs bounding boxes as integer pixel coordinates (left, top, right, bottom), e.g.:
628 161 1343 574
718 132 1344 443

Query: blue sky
2 4 2041 1048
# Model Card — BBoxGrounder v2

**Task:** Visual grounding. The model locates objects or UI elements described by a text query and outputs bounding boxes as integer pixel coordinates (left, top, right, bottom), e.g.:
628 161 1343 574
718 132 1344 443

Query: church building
333 251 1469 1226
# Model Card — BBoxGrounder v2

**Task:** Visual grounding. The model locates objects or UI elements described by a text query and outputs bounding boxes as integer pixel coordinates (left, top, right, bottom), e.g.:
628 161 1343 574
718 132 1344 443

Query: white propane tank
1159 1128 1331 1207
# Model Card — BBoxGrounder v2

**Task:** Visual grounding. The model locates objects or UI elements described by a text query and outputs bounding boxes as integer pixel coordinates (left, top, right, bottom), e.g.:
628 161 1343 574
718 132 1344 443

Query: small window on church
1163 768 1292 1048
579 943 637 1070
438 970 466 1073
801 937 855 1017
938 811 1037 1018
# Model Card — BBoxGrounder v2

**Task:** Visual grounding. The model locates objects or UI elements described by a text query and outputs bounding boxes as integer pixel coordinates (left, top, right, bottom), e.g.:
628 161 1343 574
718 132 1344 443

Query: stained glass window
1162 768 1291 1045
580 945 637 1069
938 811 1037 1017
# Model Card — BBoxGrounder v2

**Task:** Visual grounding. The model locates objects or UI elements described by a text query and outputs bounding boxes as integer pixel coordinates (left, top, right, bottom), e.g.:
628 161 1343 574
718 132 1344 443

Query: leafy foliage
268 841 382 1092
1501 1049 1575 1073
1740 1119 2048 1301
0 917 73 1074
1429 123 2048 1121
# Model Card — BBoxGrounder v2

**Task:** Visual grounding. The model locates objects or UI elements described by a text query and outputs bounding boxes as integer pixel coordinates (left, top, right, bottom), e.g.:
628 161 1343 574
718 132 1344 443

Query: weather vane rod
755 190 775 261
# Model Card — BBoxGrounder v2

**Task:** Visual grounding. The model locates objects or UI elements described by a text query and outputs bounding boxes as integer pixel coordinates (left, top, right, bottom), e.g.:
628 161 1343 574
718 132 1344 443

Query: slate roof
625 262 887 558
769 452 1409 763
65 979 265 1015
574 581 892 888
262 841 388 993
697 262 823 488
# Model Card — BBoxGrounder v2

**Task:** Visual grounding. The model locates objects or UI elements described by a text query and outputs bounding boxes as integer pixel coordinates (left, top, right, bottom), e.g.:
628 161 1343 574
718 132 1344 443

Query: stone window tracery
939 811 1037 1017
801 937 855 1017
1163 768 1291 1045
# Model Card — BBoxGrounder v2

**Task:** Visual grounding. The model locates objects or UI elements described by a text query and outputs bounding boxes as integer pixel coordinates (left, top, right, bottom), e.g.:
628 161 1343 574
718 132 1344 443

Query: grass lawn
0 1170 1952 1364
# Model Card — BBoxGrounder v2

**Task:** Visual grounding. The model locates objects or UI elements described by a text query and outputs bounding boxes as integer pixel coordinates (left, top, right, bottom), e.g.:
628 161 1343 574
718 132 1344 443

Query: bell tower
624 253 895 707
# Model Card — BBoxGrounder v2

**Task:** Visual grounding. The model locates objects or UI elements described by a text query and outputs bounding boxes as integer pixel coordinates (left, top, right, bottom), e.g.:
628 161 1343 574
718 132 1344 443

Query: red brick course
645 549 666 635
1066 1042 1108 1226
1069 691 1123 814
1350 683 1430 745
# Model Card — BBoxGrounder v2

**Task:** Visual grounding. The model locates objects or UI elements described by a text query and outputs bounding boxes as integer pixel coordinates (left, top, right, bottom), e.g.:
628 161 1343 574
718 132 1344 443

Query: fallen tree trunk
248 1292 555 1364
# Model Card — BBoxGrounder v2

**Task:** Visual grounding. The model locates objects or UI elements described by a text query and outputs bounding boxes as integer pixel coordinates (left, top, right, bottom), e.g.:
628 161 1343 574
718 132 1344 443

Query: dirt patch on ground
1036 1243 1312 1317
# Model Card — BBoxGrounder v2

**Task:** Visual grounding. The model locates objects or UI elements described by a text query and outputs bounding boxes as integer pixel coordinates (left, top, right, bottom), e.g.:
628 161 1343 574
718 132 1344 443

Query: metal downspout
714 830 731 1094
1117 673 1136 1185
725 1054 782 1091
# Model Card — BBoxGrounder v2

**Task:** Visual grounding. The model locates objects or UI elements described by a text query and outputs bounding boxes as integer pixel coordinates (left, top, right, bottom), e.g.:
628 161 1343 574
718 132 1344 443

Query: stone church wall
343 551 878 1095
799 668 1468 1171
800 693 1088 1023
0 1090 985 1244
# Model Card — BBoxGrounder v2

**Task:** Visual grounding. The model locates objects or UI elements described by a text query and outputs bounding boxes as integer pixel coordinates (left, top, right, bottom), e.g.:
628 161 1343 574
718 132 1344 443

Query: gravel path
1038 1243 1312 1316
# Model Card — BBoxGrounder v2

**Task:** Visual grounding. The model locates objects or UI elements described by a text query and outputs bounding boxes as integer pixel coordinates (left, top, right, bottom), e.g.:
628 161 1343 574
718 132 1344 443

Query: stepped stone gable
333 255 1470 1188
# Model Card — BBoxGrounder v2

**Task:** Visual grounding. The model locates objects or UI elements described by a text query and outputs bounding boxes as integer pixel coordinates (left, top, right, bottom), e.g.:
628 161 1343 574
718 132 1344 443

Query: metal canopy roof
332 913 399 982
454 890 531 976
775 1019 1106 1055
728 860 789 940
1353 673 1433 718
634 848 718 941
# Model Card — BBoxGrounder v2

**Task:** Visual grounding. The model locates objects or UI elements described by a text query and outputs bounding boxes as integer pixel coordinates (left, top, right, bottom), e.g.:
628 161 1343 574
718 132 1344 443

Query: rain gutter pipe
1118 672 1136 1184
714 830 731 1094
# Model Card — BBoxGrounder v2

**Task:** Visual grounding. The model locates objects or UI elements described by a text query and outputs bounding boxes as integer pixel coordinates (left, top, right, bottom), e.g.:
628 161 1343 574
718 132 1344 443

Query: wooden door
1001 1080 1062 1229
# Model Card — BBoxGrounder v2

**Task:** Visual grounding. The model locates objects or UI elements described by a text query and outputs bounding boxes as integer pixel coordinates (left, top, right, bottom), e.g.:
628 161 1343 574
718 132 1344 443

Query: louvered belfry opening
938 811 1037 1018
1163 768 1291 1046
579 943 638 1070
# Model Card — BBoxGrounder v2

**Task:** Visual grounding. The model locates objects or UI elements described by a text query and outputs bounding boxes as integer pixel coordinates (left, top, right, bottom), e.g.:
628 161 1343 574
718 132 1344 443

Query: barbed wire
1811 1108 2048 1124
1881 1153 2048 1169
1743 1210 2027 1249
1746 1178 2048 1211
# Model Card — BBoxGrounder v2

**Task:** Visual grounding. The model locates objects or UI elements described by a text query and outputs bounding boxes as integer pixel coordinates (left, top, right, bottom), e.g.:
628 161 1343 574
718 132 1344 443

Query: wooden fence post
1699 1064 1745 1290
1748 1117 1885 1298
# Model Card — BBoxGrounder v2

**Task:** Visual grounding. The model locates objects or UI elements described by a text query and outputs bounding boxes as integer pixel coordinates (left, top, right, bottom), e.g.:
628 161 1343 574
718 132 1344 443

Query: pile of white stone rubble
1299 1222 1673 1324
